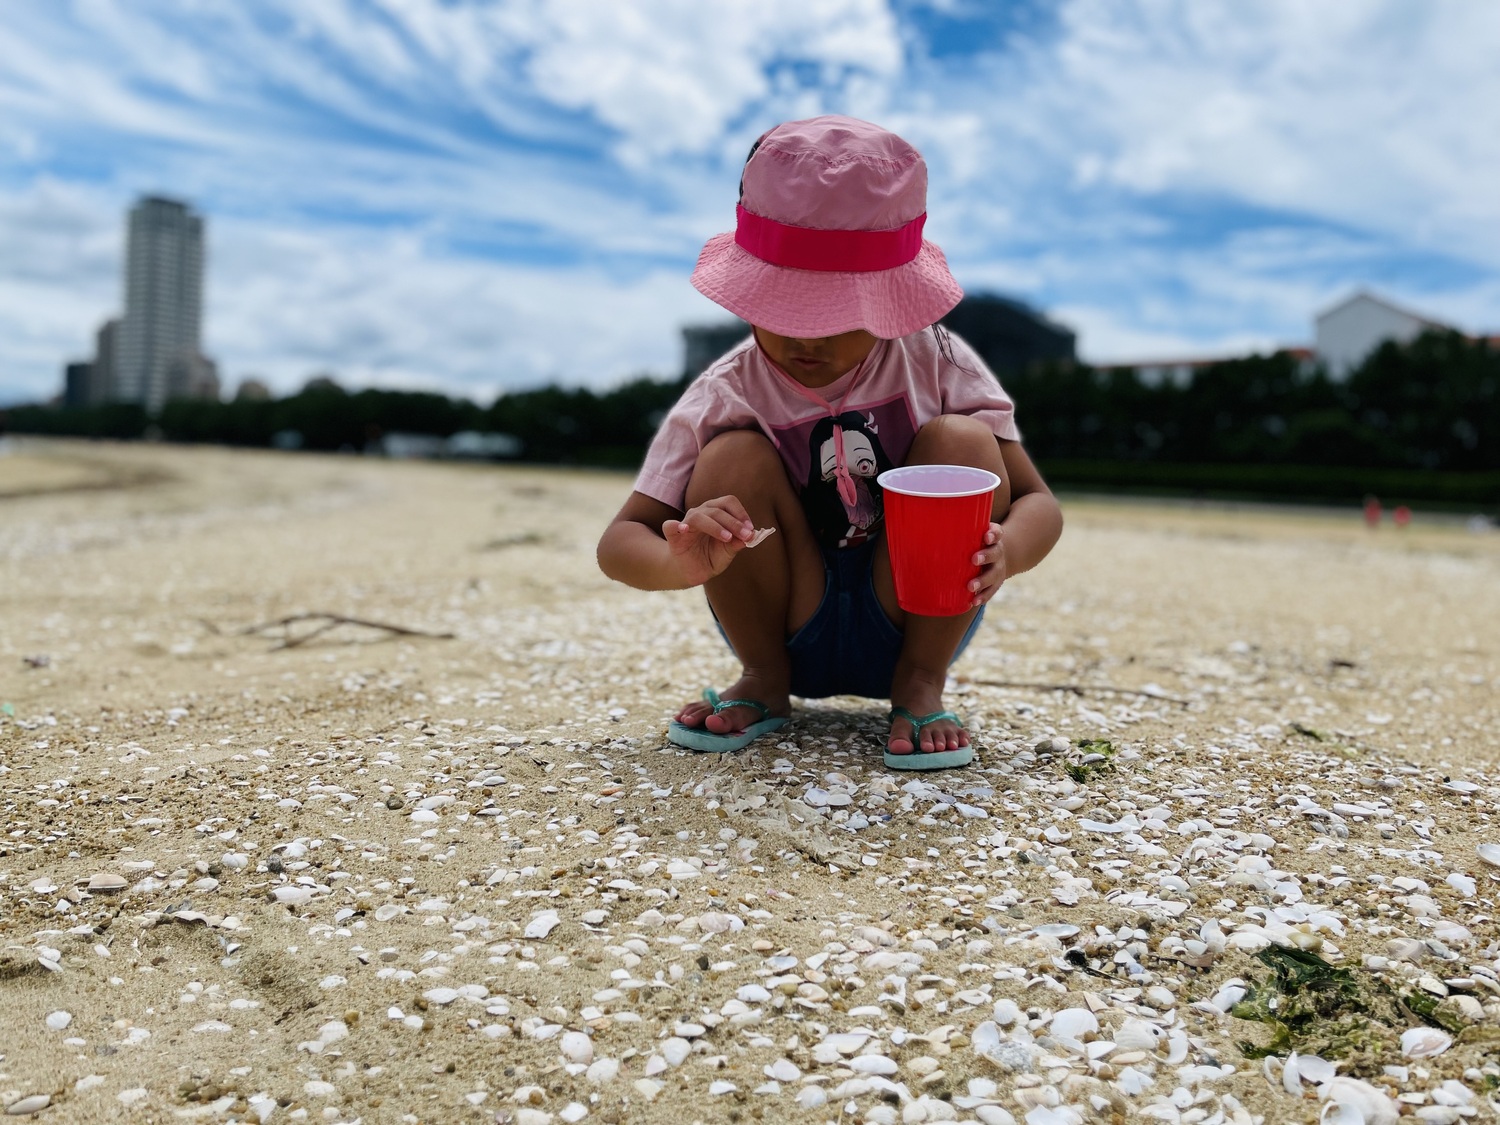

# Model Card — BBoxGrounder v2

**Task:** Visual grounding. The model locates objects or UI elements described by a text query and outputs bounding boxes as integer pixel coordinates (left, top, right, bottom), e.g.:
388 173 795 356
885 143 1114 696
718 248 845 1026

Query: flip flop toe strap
888 706 962 734
703 689 771 721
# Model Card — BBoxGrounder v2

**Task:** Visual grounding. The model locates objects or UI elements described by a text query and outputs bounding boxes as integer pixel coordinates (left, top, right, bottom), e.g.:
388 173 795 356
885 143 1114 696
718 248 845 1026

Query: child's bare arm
996 440 1063 576
968 440 1063 605
597 490 757 591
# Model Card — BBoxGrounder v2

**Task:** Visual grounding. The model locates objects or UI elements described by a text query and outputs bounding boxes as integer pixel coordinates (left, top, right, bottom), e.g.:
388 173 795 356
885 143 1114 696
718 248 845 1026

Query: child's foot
887 671 968 755
674 674 790 735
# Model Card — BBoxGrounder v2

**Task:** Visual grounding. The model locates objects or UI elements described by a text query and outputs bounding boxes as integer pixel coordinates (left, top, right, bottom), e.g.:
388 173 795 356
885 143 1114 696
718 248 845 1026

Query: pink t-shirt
634 328 1019 550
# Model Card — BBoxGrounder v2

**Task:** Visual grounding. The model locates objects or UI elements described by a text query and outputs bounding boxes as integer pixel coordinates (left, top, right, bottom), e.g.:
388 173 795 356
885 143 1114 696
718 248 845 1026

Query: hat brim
690 233 963 340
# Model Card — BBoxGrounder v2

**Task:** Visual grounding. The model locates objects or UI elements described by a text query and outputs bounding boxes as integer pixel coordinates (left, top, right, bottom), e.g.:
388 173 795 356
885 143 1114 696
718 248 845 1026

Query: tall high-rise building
115 196 204 412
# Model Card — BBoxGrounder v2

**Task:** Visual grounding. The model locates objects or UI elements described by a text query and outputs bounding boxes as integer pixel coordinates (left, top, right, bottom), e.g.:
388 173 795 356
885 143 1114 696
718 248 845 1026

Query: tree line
4 328 1497 507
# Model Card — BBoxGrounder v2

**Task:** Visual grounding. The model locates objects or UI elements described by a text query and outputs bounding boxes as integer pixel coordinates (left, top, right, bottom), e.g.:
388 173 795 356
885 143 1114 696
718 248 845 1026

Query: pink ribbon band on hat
734 204 926 272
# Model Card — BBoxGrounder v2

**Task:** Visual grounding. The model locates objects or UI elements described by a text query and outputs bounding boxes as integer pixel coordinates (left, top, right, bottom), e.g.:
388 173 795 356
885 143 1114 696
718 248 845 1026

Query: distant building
680 295 1076 383
63 362 94 409
1315 291 1447 378
939 294 1075 376
444 431 522 459
302 373 342 393
56 320 118 409
1096 346 1318 388
116 196 206 412
378 432 446 459
165 350 221 402
93 318 119 403
681 321 750 378
1118 356 1224 389
235 377 272 401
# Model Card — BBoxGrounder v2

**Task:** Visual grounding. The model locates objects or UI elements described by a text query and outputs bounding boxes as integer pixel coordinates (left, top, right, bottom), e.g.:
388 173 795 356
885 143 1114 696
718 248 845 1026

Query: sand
1 437 1497 1125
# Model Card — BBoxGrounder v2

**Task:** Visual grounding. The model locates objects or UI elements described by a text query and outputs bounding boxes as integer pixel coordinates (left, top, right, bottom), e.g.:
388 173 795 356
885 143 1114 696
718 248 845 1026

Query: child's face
754 327 878 388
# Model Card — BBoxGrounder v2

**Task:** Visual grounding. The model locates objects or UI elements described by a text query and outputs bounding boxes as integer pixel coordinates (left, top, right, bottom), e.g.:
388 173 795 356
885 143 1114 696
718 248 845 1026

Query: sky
2 0 1498 406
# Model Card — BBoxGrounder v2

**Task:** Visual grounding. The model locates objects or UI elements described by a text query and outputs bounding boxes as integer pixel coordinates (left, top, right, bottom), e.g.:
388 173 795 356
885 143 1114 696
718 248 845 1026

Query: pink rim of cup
877 464 1001 616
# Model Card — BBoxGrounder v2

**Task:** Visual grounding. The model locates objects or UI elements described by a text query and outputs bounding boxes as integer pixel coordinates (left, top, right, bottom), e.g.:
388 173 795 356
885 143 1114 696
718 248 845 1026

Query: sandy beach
1 437 1497 1125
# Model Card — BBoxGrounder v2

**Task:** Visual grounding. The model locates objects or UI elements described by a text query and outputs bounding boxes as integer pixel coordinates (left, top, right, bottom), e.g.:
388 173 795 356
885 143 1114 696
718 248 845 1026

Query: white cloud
1033 0 1500 266
205 219 725 399
2 0 1498 400
514 0 903 160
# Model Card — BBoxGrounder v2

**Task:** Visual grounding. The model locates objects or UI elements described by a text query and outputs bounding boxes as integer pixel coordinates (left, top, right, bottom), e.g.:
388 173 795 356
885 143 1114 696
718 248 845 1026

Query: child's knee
914 413 993 450
687 429 782 501
909 415 1010 518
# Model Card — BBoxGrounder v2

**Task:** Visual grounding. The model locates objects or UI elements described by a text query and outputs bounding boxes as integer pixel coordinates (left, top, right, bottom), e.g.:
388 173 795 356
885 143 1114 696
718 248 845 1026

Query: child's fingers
687 499 754 541
684 506 749 543
711 494 755 529
968 541 1007 604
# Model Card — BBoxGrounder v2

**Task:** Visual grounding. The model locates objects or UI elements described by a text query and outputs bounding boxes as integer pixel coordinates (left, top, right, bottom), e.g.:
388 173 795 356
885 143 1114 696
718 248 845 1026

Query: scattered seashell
1319 1076 1399 1125
1111 1019 1161 1052
1049 1008 1098 1043
1399 1027 1451 1058
560 1031 593 1064
5 1095 52 1116
525 910 561 940
1444 873 1476 897
586 1061 623 1090
696 911 742 934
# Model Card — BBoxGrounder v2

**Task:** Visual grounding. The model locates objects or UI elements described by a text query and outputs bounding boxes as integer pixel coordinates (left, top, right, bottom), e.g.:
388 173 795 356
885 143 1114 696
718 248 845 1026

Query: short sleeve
940 332 1022 442
632 378 759 510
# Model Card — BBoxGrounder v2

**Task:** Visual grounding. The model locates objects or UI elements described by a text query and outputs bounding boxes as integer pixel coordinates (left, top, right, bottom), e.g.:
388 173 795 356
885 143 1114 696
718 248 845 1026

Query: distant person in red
1393 505 1412 528
1363 495 1382 529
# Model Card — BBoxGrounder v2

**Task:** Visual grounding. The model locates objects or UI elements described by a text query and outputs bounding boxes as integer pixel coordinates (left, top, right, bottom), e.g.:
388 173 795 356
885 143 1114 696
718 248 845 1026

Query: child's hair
738 135 765 203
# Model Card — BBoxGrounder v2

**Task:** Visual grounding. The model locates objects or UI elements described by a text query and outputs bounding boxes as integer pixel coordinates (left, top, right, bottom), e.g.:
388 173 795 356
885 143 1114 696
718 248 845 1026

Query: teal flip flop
883 707 975 770
667 689 789 753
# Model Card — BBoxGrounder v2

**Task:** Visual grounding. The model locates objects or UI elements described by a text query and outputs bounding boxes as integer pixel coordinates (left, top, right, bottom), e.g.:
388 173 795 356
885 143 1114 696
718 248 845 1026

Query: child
596 115 1063 768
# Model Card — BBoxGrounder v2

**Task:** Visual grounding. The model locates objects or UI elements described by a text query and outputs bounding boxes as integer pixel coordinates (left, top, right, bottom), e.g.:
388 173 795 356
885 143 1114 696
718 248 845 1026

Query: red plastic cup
877 464 1001 616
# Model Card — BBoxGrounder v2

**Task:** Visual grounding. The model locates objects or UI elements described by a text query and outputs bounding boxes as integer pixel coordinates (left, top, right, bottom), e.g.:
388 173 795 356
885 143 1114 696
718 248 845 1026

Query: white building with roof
1314 291 1446 378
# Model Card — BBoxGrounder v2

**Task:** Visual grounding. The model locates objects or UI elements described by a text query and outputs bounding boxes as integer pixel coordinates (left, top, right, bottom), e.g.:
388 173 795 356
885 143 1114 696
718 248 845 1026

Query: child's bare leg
874 415 1011 754
674 430 824 735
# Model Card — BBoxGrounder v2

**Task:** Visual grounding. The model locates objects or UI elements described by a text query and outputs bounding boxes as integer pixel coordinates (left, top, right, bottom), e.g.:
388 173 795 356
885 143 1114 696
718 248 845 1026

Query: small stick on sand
206 613 455 650
962 677 1193 707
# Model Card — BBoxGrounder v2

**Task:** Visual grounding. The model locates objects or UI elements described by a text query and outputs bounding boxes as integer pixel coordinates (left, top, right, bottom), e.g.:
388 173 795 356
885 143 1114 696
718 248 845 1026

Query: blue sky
2 0 1497 405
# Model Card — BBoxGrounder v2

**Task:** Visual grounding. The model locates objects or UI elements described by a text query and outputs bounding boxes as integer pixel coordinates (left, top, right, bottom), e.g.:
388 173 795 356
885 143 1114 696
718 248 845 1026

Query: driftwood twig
202 613 454 650
961 677 1193 707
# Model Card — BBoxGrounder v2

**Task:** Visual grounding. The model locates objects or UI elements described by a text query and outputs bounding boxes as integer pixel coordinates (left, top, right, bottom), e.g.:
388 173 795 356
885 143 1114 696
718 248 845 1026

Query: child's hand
662 496 756 586
968 522 1007 606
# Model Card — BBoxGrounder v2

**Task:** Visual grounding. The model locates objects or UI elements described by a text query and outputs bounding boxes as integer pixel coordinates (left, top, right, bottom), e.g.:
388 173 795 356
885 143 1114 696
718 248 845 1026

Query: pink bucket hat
690 115 963 340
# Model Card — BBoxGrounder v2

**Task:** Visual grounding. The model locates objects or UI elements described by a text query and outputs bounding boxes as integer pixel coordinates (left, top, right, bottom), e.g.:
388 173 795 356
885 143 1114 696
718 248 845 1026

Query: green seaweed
1404 990 1468 1035
1230 946 1400 1060
1065 739 1116 782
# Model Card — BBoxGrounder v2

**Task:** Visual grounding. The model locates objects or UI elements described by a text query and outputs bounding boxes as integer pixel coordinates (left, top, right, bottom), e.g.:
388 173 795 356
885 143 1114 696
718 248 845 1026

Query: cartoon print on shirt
800 411 896 549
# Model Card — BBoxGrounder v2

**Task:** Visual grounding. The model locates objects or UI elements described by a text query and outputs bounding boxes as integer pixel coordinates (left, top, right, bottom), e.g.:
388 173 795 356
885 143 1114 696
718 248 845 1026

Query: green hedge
1038 459 1500 509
